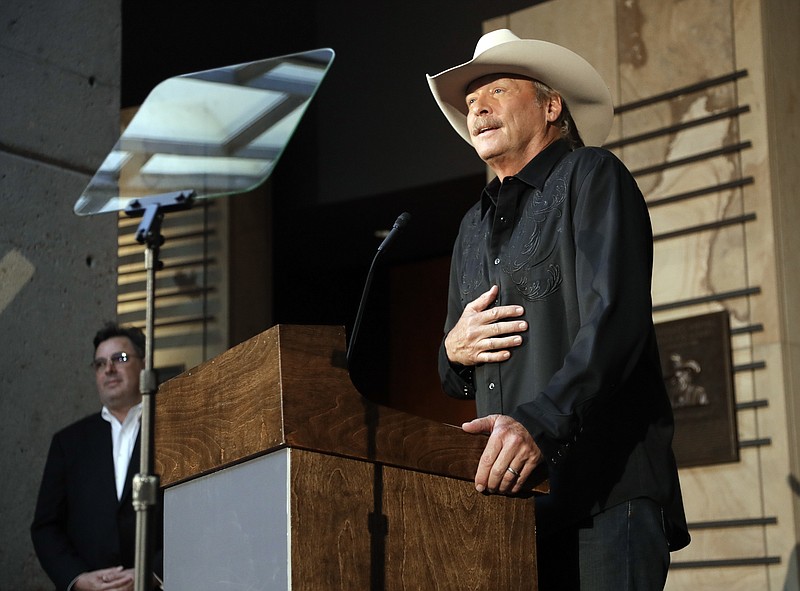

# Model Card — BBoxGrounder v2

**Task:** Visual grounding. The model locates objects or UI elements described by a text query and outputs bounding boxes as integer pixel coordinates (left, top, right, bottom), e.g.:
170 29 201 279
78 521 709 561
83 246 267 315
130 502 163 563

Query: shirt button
494 258 500 265
488 382 495 390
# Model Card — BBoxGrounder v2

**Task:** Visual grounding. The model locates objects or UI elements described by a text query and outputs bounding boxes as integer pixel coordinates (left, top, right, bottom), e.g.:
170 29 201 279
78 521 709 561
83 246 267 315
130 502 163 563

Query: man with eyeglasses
31 322 162 591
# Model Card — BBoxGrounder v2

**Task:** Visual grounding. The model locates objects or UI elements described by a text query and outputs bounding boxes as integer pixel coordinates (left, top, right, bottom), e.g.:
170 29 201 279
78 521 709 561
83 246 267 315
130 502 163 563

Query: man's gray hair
532 80 584 150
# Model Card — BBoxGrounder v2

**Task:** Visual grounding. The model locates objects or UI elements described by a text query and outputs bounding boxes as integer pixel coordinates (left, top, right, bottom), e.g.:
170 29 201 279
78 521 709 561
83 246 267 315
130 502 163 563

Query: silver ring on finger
506 466 520 478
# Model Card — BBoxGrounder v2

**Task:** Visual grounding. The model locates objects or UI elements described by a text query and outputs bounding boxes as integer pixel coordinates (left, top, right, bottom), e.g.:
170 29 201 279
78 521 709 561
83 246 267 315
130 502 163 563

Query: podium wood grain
291 449 536 590
156 324 544 590
155 324 548 493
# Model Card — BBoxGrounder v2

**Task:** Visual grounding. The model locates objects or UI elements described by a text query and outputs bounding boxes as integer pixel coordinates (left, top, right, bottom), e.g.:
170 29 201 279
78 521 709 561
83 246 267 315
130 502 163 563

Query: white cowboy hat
426 29 614 147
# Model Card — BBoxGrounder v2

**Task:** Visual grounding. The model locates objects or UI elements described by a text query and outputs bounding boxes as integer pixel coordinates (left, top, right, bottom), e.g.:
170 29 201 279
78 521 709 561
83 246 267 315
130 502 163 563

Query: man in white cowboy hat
429 29 690 589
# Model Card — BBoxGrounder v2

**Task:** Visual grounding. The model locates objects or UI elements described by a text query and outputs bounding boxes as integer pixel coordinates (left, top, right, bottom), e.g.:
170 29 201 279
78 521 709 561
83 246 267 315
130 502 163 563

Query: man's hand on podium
462 414 543 496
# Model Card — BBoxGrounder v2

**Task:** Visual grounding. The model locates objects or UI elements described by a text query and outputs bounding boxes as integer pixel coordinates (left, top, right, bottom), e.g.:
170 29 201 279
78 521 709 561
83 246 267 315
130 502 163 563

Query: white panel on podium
164 449 290 590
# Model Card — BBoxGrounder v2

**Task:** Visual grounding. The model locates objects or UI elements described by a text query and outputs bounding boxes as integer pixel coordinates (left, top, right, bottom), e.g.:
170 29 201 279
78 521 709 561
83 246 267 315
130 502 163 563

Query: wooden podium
155 324 546 590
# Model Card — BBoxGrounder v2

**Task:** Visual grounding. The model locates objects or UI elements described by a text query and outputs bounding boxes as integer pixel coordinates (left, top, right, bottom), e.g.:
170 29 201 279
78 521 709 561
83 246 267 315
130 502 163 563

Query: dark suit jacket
31 412 163 591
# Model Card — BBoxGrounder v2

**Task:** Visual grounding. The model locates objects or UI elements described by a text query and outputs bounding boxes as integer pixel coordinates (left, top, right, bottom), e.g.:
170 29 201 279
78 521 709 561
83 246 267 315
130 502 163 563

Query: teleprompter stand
72 48 336 588
125 190 195 591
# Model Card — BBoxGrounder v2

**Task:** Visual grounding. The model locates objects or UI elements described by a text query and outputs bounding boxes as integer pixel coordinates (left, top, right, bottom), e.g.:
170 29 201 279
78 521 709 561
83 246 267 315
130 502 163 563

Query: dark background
121 0 543 413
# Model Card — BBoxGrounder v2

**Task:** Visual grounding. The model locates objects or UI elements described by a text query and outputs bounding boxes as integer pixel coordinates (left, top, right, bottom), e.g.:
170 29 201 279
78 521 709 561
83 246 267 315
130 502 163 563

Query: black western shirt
439 139 689 548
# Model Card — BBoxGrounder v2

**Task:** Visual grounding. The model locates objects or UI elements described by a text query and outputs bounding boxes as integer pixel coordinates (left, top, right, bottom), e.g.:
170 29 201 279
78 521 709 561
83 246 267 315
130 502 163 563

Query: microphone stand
125 190 195 591
346 211 409 589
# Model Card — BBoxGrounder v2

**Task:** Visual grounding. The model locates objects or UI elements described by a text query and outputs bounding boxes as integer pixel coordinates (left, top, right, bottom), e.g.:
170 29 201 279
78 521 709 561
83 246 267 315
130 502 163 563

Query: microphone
377 211 411 252
347 212 412 366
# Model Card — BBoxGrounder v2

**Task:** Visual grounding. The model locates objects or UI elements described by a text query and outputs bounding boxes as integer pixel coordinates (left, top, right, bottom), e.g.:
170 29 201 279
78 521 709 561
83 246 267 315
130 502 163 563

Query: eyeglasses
91 351 138 372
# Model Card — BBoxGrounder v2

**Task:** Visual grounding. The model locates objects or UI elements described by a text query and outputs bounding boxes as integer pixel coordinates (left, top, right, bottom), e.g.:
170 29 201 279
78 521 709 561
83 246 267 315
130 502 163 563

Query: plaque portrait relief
655 311 739 468
665 353 709 409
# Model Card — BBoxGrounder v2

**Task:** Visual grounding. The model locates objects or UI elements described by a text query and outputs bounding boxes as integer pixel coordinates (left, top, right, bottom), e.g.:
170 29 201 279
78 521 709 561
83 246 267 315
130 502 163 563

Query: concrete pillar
0 1 121 586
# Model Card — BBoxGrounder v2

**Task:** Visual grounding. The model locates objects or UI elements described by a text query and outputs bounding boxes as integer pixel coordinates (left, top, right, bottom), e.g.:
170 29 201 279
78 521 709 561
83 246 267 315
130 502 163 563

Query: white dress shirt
101 402 142 500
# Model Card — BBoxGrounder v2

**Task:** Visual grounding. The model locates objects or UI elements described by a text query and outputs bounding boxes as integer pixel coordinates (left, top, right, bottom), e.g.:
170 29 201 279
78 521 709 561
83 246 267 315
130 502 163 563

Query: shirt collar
101 401 143 427
481 139 572 216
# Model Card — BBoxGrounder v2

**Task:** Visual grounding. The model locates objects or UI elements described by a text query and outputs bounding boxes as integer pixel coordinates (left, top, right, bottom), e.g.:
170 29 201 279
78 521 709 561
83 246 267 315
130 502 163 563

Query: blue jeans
536 498 671 590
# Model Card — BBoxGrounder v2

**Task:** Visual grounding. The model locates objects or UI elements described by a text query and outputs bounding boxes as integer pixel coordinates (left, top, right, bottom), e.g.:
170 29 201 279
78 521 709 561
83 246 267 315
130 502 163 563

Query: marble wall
487 0 799 588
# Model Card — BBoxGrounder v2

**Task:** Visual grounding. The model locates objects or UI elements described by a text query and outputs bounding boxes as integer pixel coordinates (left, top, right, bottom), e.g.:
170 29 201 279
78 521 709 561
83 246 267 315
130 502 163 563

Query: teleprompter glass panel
74 48 334 216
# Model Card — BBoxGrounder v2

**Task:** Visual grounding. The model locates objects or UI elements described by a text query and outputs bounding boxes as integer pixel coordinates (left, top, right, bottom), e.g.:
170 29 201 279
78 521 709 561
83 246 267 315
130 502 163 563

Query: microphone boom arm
346 212 411 366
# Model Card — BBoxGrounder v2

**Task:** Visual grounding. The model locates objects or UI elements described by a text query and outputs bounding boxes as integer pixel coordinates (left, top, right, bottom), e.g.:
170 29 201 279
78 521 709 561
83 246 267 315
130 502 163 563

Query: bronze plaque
655 311 738 468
